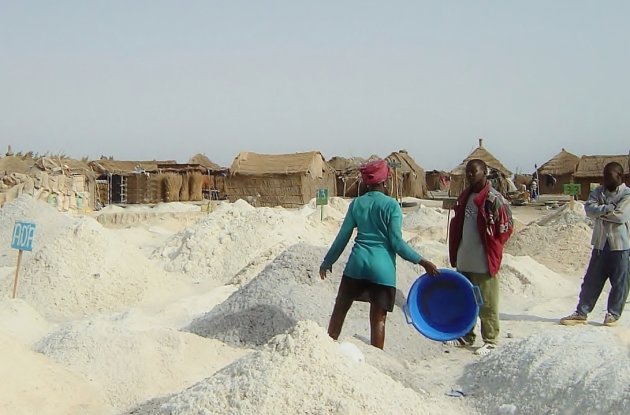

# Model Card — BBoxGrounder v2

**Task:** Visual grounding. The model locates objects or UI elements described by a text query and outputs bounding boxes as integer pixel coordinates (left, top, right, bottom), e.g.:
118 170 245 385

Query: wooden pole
12 250 23 299
446 209 452 243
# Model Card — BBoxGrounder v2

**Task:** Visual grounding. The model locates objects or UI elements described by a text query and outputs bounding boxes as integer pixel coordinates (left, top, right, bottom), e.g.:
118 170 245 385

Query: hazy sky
1 1 628 171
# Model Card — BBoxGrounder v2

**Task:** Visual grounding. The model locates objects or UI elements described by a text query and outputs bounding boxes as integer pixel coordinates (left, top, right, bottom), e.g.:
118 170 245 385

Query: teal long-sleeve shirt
320 191 422 287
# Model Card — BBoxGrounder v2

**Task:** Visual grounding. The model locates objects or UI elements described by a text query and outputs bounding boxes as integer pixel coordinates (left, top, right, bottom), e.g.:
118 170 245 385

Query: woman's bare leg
327 300 353 340
370 304 387 349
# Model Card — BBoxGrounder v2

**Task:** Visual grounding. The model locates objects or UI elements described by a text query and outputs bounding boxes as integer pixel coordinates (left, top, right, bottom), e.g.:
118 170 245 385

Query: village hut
425 170 450 192
385 150 427 199
0 154 97 211
328 156 368 197
225 151 336 208
535 149 580 194
188 153 228 200
88 159 176 205
573 154 630 200
450 138 512 197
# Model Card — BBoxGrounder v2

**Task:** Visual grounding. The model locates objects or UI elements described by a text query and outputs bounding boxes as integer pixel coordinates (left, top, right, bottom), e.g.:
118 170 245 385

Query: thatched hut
385 150 427 199
536 149 580 195
88 159 176 205
188 153 228 199
225 151 337 208
573 155 630 200
0 155 97 211
450 139 512 197
328 156 368 197
425 170 450 192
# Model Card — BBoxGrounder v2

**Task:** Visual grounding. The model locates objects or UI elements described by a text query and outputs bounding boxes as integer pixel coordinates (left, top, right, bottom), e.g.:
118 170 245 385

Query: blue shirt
321 191 422 287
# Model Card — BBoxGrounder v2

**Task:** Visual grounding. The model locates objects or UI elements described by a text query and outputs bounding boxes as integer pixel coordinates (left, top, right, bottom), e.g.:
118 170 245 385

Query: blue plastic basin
404 269 482 341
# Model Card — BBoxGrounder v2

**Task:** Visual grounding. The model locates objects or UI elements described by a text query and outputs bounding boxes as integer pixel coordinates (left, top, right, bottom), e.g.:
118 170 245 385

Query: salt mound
461 328 630 414
0 194 74 266
153 202 330 284
300 197 350 221
98 204 125 213
405 240 573 299
129 321 463 415
497 255 573 298
505 222 592 275
0 334 111 415
0 298 52 344
152 202 201 213
15 216 173 320
35 311 249 412
305 197 350 214
186 243 443 364
407 239 450 268
535 200 590 227
403 204 448 231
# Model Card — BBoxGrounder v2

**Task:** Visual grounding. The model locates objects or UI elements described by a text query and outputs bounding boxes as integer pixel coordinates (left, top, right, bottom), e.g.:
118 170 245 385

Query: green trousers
460 272 500 345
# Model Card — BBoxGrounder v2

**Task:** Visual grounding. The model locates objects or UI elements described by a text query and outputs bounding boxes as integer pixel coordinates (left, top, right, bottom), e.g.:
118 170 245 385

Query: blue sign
11 221 37 251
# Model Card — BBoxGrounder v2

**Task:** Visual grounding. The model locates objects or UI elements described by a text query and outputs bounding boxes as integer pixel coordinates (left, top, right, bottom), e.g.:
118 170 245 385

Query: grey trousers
577 249 630 318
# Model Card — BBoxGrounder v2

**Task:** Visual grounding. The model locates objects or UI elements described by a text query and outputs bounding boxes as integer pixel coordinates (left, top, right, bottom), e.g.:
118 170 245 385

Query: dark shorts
336 275 396 312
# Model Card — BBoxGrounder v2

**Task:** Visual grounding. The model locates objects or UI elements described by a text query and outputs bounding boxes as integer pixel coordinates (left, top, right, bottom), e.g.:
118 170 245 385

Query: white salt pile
407 239 572 299
304 196 351 215
299 196 351 221
35 311 249 412
0 333 111 415
535 200 590 227
460 328 630 414
186 243 443 364
403 204 448 230
129 321 465 415
153 199 332 285
506 200 594 275
0 298 52 344
0 194 73 267
505 221 592 275
152 202 202 213
497 255 573 298
15 215 173 321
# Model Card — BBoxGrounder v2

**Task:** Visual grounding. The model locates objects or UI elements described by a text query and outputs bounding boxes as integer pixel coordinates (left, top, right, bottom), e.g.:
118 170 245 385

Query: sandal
443 338 471 347
474 343 496 356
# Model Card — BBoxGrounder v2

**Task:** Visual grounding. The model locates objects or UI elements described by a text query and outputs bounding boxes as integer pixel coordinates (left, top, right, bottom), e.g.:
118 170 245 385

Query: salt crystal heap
461 328 630 414
153 199 333 285
130 321 463 415
505 201 593 275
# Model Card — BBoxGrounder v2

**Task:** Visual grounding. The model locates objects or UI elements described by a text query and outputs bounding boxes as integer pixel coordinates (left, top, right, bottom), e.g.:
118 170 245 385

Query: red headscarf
360 159 389 185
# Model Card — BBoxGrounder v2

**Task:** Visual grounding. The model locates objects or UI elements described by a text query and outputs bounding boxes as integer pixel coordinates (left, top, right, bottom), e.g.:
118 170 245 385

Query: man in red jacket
448 159 513 355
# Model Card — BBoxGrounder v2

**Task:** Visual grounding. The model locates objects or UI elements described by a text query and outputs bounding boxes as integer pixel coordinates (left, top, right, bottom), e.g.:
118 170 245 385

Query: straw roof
574 154 629 178
386 150 425 175
0 155 35 174
451 139 512 176
88 159 177 174
327 156 366 172
537 149 580 176
229 151 331 178
188 153 221 170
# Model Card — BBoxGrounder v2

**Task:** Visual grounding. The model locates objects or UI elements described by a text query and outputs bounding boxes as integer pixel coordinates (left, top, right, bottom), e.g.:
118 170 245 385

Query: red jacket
448 182 513 277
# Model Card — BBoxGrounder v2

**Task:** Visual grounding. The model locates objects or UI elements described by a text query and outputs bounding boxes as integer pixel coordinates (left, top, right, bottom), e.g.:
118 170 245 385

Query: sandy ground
0 196 627 415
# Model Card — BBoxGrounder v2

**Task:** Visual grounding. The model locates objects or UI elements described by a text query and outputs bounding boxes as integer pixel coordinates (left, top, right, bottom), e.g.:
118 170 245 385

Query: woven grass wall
164 173 182 202
179 173 190 201
225 171 336 208
189 172 204 201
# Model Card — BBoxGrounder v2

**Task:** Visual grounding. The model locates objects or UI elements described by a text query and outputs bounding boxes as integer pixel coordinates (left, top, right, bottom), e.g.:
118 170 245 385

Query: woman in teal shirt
319 159 438 349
